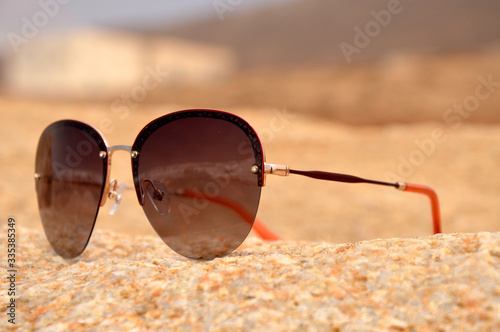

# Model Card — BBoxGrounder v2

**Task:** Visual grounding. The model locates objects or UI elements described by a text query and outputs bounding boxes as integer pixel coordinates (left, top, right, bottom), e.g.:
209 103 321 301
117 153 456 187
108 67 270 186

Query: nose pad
142 180 171 216
107 179 127 215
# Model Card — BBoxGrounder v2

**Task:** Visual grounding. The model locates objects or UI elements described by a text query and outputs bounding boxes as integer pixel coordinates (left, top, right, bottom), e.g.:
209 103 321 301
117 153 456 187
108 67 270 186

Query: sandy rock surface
2 228 500 331
1 94 500 330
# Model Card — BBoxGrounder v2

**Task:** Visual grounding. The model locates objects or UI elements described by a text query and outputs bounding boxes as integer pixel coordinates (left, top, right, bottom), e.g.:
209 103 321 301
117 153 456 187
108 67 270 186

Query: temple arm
35 174 282 240
175 189 282 241
265 163 442 234
119 181 282 241
104 179 283 241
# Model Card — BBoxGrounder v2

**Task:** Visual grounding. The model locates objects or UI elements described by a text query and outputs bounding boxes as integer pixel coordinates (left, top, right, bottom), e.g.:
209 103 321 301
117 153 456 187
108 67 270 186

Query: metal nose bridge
108 145 132 157
99 145 134 208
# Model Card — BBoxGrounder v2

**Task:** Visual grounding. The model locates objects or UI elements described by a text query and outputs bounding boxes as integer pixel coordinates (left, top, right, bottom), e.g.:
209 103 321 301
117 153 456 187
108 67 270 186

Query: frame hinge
264 163 290 177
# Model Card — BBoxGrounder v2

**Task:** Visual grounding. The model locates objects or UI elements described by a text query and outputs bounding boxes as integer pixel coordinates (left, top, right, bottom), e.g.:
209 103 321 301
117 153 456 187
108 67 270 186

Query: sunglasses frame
35 109 442 260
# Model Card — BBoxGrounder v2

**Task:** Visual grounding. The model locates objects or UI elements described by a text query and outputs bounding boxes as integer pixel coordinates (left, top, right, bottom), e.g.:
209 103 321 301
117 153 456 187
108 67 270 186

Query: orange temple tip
403 183 442 234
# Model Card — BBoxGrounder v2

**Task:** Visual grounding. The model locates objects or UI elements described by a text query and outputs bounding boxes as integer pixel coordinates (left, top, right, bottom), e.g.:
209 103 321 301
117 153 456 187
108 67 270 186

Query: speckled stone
2 227 500 331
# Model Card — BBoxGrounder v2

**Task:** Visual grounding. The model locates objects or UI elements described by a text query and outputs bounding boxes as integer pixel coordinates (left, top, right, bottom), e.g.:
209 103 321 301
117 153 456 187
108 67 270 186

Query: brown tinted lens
133 111 263 260
34 121 108 258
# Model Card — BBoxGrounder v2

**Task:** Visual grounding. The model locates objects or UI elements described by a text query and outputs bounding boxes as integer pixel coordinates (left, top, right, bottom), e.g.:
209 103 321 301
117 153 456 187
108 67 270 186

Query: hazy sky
0 0 296 55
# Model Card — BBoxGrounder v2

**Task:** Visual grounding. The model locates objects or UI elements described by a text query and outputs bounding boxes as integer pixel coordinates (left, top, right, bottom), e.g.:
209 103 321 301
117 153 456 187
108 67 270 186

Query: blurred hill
142 0 500 124
1 0 499 125
0 29 236 100
147 50 500 124
166 0 500 67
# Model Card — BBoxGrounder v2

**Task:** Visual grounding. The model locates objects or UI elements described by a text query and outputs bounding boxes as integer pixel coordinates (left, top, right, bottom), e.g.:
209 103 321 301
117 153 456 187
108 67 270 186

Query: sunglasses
34 109 442 260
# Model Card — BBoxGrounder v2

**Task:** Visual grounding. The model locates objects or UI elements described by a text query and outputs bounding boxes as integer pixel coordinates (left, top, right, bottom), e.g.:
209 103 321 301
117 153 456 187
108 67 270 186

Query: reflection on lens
35 121 107 258
133 111 263 259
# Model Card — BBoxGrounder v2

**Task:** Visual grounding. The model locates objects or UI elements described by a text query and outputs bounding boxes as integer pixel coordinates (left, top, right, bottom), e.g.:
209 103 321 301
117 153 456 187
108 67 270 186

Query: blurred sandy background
1 0 500 245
